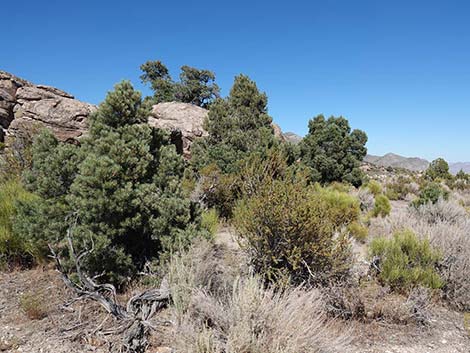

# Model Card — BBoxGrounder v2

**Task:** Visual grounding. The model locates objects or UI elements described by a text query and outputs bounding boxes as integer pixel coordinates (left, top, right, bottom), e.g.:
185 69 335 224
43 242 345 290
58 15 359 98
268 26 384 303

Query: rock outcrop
1 71 295 160
0 71 96 144
148 102 208 158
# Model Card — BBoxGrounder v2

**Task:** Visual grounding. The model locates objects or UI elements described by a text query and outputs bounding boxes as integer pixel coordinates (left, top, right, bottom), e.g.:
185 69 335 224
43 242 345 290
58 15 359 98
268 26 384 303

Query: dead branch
49 218 170 353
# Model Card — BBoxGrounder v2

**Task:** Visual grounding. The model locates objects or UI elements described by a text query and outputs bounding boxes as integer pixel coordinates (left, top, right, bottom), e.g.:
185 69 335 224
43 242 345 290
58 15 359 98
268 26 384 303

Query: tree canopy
191 74 276 173
140 60 219 108
299 115 368 186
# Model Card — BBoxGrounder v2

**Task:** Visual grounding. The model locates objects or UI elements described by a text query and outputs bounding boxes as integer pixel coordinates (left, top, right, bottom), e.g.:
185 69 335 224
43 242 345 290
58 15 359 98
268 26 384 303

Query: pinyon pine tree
299 115 367 186
16 81 206 286
192 74 276 173
140 60 219 107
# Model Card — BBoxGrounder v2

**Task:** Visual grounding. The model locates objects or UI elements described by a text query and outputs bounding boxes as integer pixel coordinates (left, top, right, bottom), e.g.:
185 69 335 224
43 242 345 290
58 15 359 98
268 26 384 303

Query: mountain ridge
365 153 470 174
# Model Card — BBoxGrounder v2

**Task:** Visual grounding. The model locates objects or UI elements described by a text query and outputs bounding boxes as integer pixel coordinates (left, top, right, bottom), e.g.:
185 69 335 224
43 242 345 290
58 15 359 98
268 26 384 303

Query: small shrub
174 276 350 353
411 198 467 225
372 194 391 218
464 313 470 336
328 181 351 193
412 182 449 208
369 230 443 291
366 180 382 196
234 177 357 286
347 221 369 242
356 187 375 212
0 178 41 267
201 209 219 236
19 293 47 320
385 176 414 201
323 281 430 325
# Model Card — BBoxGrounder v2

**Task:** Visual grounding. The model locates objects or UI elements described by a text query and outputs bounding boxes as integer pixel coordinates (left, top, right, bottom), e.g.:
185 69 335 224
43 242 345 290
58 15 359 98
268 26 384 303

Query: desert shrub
411 198 467 225
168 239 248 321
323 281 431 325
0 178 41 267
16 81 206 287
201 209 219 236
370 208 470 310
366 180 382 196
234 176 357 286
412 182 449 208
355 187 375 212
173 275 350 353
198 147 292 218
347 221 369 242
299 115 367 187
464 313 470 336
198 164 239 218
385 176 414 201
328 181 352 193
372 194 391 218
369 230 443 291
19 292 47 320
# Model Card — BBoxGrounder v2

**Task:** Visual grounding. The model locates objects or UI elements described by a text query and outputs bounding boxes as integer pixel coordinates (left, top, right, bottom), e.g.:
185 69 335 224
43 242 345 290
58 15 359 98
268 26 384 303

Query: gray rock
148 102 208 158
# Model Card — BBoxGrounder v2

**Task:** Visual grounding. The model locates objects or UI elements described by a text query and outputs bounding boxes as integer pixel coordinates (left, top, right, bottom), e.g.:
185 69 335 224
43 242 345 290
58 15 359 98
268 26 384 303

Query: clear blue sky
2 0 469 162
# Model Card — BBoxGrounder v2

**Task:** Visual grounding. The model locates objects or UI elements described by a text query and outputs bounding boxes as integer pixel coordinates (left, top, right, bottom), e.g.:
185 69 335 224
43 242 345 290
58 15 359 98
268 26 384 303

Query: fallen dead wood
49 217 170 353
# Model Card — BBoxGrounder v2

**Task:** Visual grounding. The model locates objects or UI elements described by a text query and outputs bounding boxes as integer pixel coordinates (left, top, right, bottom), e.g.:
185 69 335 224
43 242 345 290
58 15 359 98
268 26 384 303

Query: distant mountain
365 153 470 175
364 153 429 172
283 132 302 144
449 162 470 174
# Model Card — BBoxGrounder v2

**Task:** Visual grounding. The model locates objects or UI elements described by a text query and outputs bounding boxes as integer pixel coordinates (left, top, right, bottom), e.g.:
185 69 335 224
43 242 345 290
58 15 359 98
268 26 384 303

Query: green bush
369 230 443 291
201 209 219 236
234 175 357 286
0 178 40 267
372 194 391 218
412 182 449 208
366 180 382 196
385 176 413 201
347 221 369 242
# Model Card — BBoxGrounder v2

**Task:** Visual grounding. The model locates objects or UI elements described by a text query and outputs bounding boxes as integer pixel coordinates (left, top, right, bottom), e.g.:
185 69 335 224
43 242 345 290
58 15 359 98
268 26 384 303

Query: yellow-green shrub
369 230 443 291
366 180 382 196
234 177 357 286
372 194 391 218
347 221 369 242
201 208 219 236
0 178 40 267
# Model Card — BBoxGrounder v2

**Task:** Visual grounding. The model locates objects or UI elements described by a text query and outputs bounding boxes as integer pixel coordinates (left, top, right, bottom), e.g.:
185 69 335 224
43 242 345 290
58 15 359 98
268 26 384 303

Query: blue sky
2 0 469 162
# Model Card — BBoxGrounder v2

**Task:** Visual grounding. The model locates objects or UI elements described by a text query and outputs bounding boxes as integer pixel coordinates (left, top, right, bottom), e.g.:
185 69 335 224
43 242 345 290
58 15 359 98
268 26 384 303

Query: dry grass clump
175 277 350 353
354 187 375 212
370 204 470 311
167 241 351 353
19 292 48 320
411 198 467 225
323 282 432 325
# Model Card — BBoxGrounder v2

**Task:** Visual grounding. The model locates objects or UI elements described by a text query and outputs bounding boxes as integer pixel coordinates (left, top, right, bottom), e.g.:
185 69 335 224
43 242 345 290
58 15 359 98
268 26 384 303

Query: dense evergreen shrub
369 230 443 291
16 81 207 286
